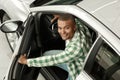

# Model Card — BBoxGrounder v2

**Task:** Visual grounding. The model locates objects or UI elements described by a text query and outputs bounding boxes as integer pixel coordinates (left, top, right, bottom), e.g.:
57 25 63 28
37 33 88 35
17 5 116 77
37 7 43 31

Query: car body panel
76 71 93 80
0 0 33 79
78 0 120 38
0 0 32 21
0 31 12 79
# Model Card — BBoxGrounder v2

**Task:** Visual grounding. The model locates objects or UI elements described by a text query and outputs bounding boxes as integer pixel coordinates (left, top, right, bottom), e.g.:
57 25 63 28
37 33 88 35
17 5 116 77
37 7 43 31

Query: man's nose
61 29 65 34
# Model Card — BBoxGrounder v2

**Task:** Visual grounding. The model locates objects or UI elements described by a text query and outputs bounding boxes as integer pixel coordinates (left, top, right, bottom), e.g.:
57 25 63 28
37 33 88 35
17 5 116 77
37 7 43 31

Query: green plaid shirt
27 20 92 80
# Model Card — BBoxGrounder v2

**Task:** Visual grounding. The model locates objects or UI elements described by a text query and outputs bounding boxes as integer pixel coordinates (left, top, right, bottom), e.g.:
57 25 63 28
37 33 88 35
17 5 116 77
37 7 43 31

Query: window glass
44 0 81 5
90 42 120 80
6 33 19 51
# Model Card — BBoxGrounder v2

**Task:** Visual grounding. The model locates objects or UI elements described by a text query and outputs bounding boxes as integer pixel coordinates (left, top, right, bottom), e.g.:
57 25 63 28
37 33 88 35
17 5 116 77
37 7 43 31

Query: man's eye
58 27 61 30
65 27 70 29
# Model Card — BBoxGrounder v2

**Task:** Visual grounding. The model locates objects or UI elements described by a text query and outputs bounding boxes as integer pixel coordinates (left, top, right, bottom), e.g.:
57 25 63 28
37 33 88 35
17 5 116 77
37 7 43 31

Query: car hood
77 0 120 38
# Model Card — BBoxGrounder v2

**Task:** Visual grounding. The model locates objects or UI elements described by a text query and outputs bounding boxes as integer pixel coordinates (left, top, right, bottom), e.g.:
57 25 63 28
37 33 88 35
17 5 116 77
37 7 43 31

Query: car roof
77 0 120 38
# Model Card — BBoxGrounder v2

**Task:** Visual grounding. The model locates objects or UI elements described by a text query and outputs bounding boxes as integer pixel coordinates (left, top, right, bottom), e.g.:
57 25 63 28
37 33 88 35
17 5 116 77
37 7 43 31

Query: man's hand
18 54 27 65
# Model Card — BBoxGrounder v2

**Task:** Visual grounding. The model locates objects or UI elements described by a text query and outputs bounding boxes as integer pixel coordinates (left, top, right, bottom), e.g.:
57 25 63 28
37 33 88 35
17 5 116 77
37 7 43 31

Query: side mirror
0 20 23 33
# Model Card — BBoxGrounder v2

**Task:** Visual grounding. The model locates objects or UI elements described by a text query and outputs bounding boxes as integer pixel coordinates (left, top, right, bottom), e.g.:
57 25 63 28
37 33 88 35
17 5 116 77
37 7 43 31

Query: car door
0 30 12 80
76 35 120 80
3 5 99 80
11 9 97 80
4 12 68 80
4 14 45 80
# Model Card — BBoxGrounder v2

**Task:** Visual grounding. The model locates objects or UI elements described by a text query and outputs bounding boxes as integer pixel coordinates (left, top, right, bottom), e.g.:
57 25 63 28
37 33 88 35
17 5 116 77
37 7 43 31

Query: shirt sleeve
27 32 81 67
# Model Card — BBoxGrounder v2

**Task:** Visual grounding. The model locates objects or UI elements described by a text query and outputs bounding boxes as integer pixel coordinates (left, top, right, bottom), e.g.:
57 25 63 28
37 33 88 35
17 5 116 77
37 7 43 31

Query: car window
41 13 97 51
31 0 82 7
6 33 19 52
17 13 97 80
6 12 98 80
44 0 82 5
89 41 120 80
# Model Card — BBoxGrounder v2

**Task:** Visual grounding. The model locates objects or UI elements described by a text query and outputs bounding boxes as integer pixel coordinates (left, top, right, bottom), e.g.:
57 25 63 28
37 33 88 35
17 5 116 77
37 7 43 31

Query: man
18 14 92 80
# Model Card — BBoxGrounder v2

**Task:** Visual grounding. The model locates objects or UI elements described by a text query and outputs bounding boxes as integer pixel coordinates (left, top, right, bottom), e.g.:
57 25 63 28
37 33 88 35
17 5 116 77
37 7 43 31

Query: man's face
58 19 76 40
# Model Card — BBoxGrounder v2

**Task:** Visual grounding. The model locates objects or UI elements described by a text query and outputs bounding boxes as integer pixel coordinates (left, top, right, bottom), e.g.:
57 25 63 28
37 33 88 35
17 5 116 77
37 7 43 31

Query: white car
0 0 31 79
1 0 120 80
0 0 34 52
0 0 34 22
0 0 51 22
0 0 50 51
0 0 50 79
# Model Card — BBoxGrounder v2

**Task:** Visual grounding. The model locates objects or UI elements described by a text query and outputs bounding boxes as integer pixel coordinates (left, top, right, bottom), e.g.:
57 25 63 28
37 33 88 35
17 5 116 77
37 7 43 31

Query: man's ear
74 26 77 31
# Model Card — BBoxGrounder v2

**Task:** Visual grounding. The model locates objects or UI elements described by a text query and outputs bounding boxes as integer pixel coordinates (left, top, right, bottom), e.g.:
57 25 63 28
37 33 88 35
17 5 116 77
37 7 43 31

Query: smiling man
57 14 76 40
18 13 92 80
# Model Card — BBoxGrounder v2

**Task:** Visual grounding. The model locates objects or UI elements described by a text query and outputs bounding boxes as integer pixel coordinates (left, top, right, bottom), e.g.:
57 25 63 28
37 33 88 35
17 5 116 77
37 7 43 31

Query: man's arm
18 32 81 67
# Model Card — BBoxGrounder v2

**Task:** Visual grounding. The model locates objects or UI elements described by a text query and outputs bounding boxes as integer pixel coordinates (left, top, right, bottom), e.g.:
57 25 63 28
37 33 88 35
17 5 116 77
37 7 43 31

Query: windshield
30 0 82 7
44 0 82 5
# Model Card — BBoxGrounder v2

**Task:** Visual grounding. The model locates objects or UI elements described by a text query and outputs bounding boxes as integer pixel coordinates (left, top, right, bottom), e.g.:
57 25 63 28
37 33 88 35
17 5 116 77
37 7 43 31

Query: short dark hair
58 13 75 24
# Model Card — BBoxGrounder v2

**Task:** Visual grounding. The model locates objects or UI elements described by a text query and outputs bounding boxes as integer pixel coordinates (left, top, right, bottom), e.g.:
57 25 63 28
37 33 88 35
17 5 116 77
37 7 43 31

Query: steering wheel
49 21 60 38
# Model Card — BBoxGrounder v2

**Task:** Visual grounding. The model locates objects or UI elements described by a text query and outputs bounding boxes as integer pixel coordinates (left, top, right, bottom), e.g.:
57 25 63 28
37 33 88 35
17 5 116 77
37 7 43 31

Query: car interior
12 13 67 80
9 12 97 80
89 42 120 80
